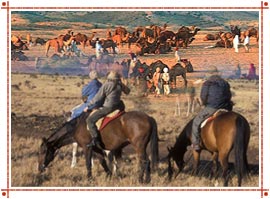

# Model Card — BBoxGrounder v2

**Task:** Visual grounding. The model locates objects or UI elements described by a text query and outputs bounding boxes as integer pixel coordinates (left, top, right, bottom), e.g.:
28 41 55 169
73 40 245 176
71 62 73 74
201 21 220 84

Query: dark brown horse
38 111 159 183
167 111 250 186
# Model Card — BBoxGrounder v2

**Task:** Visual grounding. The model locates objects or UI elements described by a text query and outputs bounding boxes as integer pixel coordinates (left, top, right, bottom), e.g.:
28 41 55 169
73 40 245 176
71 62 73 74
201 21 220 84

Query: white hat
163 67 169 73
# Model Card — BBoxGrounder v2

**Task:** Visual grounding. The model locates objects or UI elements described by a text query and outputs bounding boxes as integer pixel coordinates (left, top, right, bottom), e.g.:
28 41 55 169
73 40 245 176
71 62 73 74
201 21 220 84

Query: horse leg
107 150 122 178
138 150 151 184
96 151 112 178
71 142 78 168
210 152 218 179
219 152 229 186
83 146 94 180
192 150 201 175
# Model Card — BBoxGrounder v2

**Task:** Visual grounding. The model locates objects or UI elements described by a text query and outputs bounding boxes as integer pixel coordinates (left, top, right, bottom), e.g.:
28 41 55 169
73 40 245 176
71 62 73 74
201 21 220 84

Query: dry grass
11 73 259 187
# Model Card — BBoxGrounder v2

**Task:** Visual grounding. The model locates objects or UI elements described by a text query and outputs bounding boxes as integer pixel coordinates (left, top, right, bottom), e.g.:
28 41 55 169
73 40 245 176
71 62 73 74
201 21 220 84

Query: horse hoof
144 177 151 184
106 172 112 179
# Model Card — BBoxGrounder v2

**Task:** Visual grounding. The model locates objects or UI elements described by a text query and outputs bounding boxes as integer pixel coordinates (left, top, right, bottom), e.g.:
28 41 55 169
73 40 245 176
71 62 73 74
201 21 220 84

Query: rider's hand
84 107 88 112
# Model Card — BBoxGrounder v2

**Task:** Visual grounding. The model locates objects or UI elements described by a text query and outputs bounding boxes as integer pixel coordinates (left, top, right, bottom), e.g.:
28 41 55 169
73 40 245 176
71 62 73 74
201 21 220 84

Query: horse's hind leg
219 152 229 186
210 152 219 179
97 152 112 178
138 151 151 184
192 150 201 175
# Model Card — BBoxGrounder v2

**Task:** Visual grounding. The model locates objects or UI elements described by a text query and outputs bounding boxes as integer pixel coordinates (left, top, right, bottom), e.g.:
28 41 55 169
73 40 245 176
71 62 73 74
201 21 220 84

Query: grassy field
11 72 259 187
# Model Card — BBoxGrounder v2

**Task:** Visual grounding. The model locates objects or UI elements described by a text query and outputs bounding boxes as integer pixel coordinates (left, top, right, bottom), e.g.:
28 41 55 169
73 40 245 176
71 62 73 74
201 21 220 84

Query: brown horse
167 111 250 186
38 111 159 183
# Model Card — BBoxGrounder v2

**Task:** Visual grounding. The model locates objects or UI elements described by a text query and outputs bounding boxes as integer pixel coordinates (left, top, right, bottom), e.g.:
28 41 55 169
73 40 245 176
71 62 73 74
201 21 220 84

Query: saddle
200 109 228 128
91 109 125 131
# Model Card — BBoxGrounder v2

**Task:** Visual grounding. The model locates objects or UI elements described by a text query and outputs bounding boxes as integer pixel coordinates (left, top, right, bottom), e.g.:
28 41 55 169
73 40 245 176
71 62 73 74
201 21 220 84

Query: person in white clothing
243 35 250 52
233 35 239 53
95 38 103 59
174 47 180 62
161 67 170 96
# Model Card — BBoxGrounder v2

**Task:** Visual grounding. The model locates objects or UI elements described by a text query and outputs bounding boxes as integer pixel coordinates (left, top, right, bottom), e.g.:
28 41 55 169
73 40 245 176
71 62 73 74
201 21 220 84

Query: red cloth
99 111 125 131
138 67 145 73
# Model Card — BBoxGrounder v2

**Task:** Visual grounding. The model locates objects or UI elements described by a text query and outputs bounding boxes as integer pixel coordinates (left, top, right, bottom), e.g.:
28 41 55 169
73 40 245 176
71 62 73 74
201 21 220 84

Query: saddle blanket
91 109 125 131
200 109 228 128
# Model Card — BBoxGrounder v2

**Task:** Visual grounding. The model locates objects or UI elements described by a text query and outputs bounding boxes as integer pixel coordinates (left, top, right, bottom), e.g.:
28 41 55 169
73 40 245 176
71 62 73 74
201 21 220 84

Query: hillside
11 11 259 32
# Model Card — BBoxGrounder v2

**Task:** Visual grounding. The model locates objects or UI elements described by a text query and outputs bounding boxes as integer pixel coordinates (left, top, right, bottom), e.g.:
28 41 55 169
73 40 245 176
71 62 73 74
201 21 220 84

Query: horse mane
173 119 193 151
46 112 88 143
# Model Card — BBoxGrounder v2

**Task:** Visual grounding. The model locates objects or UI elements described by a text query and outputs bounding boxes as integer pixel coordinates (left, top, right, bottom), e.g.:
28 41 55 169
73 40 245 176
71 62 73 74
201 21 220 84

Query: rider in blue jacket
69 70 102 120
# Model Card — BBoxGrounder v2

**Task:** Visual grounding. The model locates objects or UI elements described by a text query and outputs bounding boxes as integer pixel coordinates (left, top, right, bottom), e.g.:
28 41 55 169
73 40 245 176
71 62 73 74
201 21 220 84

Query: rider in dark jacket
191 74 233 151
84 71 130 149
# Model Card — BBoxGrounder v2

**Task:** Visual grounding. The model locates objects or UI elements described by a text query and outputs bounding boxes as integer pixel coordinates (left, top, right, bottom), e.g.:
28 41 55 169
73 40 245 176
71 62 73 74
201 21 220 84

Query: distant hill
11 11 259 31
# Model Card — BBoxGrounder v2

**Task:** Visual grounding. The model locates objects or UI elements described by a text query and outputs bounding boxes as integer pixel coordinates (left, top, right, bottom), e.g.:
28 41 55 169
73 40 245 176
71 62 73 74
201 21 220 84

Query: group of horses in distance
38 106 251 186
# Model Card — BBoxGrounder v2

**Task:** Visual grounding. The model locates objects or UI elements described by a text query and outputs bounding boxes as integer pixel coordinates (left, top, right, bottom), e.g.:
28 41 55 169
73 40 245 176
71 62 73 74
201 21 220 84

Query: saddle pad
200 109 228 128
99 110 125 131
89 109 124 131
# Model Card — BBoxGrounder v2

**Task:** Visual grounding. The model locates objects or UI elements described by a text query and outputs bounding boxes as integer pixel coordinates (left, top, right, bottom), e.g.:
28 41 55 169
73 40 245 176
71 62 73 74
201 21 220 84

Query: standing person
174 47 181 63
95 38 103 59
191 73 233 151
161 67 170 96
128 51 137 77
233 35 239 53
84 71 130 149
68 70 102 120
152 67 161 97
235 63 241 79
247 63 258 80
121 59 129 86
243 35 250 52
137 64 149 97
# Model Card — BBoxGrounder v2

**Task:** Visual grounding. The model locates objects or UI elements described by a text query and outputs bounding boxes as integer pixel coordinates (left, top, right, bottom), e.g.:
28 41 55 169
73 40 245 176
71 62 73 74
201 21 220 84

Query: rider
68 70 102 121
84 71 130 149
191 72 233 151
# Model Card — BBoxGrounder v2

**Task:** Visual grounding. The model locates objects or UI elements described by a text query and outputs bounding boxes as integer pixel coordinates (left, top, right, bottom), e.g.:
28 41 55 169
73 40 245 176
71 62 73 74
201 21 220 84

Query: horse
167 111 250 186
38 111 159 184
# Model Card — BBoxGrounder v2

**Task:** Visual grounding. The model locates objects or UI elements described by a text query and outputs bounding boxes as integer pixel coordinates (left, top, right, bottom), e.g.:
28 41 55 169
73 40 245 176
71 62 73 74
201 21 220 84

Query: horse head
167 144 185 181
38 137 58 173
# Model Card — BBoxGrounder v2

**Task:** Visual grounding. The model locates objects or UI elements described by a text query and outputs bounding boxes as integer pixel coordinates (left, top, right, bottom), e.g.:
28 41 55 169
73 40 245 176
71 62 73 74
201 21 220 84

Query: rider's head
107 71 121 81
89 70 99 80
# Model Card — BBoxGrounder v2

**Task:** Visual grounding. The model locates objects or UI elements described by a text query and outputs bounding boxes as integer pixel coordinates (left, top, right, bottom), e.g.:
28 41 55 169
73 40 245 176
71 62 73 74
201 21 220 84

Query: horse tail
234 114 250 186
149 116 159 171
